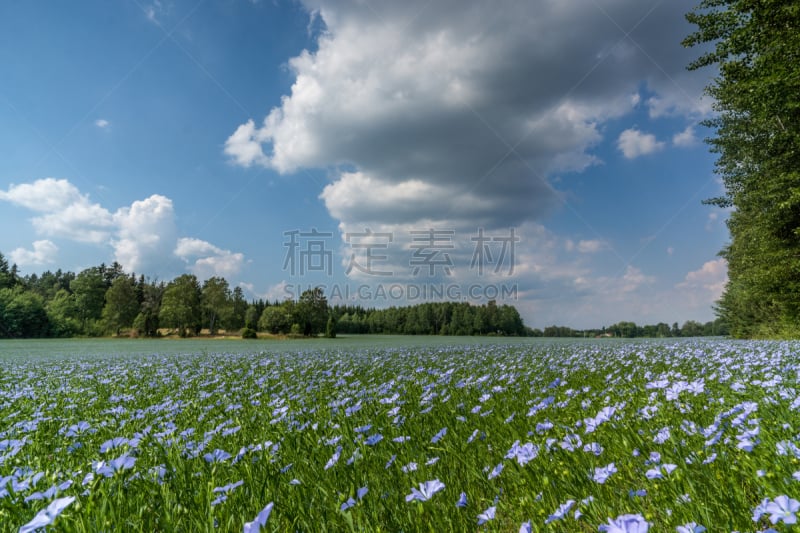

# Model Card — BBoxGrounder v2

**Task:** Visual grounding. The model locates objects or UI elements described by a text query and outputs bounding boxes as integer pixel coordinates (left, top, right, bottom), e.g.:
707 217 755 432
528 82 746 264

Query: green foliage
227 286 248 330
334 301 527 336
103 276 139 335
325 313 337 338
258 301 296 334
70 267 106 332
0 288 49 337
0 252 17 290
241 326 258 339
1 339 797 530
0 252 718 339
26 269 75 300
46 289 80 337
244 304 260 330
135 278 164 337
159 274 202 337
541 318 727 338
297 287 328 336
201 277 232 334
685 0 800 337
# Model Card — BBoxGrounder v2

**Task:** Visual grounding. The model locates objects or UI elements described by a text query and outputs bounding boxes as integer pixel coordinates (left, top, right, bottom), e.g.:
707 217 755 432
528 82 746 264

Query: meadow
0 336 798 532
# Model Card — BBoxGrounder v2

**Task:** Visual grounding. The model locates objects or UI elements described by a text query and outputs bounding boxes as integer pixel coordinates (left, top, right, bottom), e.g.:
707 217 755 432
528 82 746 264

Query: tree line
536 318 728 338
0 254 529 338
684 1 800 337
0 255 247 338
327 300 526 336
0 252 728 339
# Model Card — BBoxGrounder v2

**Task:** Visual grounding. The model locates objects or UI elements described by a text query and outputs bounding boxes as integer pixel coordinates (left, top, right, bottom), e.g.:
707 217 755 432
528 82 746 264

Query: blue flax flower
676 523 706 533
340 497 357 511
456 492 467 508
405 479 445 502
96 453 136 477
598 513 649 532
431 427 447 443
765 495 800 525
204 449 232 464
243 502 273 533
19 496 76 533
592 463 617 484
546 499 575 524
477 505 496 525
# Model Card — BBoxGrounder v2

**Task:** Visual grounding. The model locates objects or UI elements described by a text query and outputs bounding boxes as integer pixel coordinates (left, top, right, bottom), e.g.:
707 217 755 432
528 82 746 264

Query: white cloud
227 0 710 232
32 203 115 244
145 0 165 23
174 237 220 258
677 258 727 294
224 119 268 168
1 178 244 279
320 171 501 226
215 1 723 328
667 246 674 256
112 195 177 273
0 178 84 213
577 239 607 254
620 265 656 292
617 128 665 159
647 91 713 119
675 258 727 308
9 240 58 267
672 125 697 147
95 119 110 129
175 238 245 280
705 211 719 231
565 239 607 253
0 178 114 243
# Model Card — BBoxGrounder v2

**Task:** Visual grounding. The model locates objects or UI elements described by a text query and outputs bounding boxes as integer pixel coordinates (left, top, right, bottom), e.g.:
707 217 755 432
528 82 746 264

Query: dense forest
327 301 526 336
533 319 728 338
0 252 724 339
0 253 528 338
684 1 800 337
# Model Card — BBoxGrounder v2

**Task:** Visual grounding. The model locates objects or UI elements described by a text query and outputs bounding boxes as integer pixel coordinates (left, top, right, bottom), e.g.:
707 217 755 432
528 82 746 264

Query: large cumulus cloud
0 178 245 280
226 0 709 230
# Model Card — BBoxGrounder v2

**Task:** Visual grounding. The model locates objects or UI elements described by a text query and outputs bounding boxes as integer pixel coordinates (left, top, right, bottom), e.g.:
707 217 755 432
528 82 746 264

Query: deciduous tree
685 0 800 337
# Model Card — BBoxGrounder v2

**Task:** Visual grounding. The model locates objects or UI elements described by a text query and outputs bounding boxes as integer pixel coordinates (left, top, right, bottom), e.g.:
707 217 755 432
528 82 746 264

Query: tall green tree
325 313 337 338
227 286 248 331
244 304 260 330
70 268 106 333
296 287 329 336
0 288 50 338
685 0 800 337
201 277 231 334
47 289 80 337
133 279 164 337
681 320 705 338
103 276 139 335
159 274 201 337
0 252 14 290
259 300 296 334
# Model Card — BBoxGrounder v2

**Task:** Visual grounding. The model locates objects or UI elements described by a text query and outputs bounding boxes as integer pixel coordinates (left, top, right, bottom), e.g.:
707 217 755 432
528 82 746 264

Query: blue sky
0 0 729 329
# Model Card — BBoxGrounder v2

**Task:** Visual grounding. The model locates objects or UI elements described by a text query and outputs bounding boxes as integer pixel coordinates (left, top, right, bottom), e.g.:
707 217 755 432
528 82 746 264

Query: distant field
1 337 797 532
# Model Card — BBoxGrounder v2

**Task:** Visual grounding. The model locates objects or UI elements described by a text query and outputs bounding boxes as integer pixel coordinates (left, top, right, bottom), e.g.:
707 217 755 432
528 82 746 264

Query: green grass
1 338 798 531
